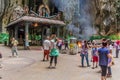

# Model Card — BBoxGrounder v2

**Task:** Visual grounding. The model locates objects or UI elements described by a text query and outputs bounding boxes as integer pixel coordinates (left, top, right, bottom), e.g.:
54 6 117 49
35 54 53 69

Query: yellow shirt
12 40 18 46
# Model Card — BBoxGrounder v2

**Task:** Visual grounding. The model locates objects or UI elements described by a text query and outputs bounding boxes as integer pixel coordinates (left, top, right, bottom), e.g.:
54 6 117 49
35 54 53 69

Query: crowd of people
0 35 120 80
43 34 60 68
80 39 120 80
43 37 120 80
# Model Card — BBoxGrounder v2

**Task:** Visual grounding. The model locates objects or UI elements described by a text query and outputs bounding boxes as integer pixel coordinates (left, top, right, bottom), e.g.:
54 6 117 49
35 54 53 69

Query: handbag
112 61 115 65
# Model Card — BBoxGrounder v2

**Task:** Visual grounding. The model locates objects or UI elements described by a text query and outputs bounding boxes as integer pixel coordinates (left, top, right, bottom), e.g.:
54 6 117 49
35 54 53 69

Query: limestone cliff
1 0 28 32
0 0 119 35
93 0 117 36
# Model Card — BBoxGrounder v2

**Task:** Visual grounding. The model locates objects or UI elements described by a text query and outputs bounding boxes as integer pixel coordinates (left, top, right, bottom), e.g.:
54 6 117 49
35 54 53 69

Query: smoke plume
51 0 96 40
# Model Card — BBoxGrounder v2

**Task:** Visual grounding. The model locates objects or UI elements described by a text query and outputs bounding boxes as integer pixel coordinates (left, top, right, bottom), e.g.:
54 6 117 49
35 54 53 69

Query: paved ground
0 44 120 80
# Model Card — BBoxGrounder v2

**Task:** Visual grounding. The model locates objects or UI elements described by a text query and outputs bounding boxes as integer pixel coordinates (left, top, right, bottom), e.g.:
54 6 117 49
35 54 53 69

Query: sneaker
48 66 51 69
12 55 15 57
81 65 84 67
43 59 45 61
46 59 49 61
95 66 98 68
92 67 95 69
97 70 102 73
107 75 112 78
53 66 56 69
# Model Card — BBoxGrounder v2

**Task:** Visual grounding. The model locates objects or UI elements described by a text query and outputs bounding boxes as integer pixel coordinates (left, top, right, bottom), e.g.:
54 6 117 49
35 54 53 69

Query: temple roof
6 16 65 28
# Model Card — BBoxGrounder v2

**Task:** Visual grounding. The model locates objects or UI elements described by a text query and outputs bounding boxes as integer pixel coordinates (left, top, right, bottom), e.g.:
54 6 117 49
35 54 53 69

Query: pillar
15 26 18 40
41 27 45 46
57 26 60 38
25 22 29 49
46 27 50 36
40 27 43 46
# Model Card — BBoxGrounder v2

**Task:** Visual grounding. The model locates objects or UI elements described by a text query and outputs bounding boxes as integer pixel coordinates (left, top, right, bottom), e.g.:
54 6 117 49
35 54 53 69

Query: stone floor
0 44 120 80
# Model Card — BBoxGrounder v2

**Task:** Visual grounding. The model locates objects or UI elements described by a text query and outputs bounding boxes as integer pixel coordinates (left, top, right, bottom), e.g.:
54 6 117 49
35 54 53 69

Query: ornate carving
12 6 24 20
38 4 50 17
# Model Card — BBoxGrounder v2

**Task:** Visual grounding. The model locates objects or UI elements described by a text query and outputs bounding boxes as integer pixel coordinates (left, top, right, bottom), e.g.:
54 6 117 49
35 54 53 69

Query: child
107 42 114 77
91 44 98 69
107 58 112 77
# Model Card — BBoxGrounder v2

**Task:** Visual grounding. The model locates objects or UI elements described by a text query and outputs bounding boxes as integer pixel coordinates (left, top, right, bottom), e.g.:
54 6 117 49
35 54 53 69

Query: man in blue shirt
98 40 112 80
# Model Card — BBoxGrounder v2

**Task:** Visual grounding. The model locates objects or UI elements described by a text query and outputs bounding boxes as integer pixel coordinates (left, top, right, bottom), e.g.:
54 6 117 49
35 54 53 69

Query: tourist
64 40 69 50
91 43 98 69
98 40 112 80
107 53 114 78
80 40 90 67
49 39 59 68
43 36 51 61
57 39 63 50
107 40 114 77
115 40 120 58
11 37 19 57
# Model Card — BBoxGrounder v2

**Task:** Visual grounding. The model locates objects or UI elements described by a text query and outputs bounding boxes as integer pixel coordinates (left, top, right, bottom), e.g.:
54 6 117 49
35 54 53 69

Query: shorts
44 50 50 55
93 56 98 62
100 65 107 76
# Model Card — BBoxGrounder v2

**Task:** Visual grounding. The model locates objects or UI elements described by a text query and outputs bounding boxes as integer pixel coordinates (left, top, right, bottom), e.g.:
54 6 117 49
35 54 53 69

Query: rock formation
93 0 117 36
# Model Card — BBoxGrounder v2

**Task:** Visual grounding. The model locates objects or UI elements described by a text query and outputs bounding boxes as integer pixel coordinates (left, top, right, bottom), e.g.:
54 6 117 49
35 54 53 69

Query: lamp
33 23 38 27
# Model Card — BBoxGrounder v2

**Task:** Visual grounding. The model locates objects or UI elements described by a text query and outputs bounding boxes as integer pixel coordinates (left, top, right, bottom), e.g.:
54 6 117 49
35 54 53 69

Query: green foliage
110 35 120 40
35 35 41 40
90 35 120 40
29 34 41 40
0 33 9 43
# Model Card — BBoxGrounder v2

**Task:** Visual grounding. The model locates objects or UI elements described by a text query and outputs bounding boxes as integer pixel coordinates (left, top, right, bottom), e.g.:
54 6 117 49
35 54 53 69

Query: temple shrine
6 0 65 48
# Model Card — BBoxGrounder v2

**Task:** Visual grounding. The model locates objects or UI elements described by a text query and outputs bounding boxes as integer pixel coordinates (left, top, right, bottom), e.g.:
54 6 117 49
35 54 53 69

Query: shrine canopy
6 16 65 28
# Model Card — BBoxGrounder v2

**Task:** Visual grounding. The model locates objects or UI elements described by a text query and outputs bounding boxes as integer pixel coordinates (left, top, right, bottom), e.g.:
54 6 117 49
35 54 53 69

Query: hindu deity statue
38 0 50 17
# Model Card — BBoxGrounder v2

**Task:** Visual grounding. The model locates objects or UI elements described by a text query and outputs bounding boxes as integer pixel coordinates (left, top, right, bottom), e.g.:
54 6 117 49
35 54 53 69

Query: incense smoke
51 0 96 40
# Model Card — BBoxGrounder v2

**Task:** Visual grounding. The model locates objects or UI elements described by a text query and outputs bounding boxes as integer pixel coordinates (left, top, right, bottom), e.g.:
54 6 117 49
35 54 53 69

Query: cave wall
2 0 26 32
